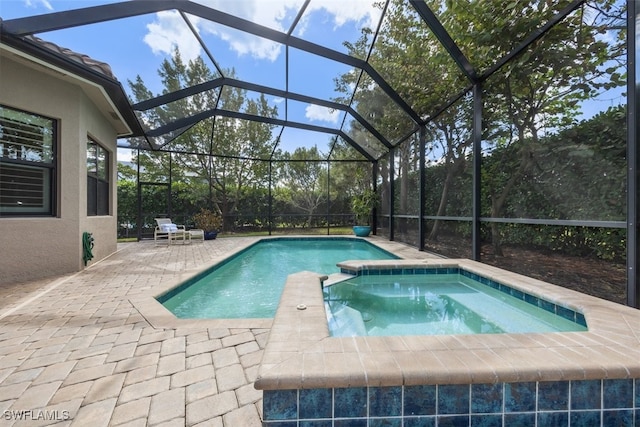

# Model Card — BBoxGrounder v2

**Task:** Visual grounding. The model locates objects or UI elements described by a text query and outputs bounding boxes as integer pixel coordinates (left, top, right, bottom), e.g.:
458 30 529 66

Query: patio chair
154 218 189 245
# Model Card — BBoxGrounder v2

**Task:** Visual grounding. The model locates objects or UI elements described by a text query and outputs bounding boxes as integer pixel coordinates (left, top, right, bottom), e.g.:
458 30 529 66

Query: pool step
322 273 354 288
325 301 367 337
447 292 568 333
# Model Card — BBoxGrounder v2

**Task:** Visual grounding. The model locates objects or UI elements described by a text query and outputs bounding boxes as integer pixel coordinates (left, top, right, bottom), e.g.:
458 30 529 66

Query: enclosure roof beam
479 0 585 81
147 107 377 162
2 0 421 137
133 77 394 149
408 0 478 83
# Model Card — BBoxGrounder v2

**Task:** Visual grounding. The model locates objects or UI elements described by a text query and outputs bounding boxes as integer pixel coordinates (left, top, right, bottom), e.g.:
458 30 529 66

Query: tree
477 0 625 254
335 0 625 254
277 146 327 228
128 49 278 229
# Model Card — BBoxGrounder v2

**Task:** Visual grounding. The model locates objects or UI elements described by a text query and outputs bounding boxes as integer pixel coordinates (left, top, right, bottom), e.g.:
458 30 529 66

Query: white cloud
305 104 340 123
23 0 53 10
293 1 381 37
144 10 202 61
143 0 381 62
307 1 381 30
117 147 134 163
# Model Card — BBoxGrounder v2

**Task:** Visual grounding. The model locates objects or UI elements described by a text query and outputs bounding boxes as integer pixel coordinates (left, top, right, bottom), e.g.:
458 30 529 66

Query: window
87 138 109 216
0 105 56 216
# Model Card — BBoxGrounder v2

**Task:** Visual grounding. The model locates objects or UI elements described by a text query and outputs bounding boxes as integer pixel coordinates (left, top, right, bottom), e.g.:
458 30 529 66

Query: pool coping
129 235 425 330
254 258 640 390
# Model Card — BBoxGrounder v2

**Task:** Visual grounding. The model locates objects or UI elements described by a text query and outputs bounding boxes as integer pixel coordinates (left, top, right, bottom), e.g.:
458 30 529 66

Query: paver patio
0 236 433 426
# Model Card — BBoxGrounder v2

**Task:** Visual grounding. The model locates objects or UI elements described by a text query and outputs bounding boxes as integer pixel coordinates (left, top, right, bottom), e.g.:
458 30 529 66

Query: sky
1 0 627 163
0 0 384 161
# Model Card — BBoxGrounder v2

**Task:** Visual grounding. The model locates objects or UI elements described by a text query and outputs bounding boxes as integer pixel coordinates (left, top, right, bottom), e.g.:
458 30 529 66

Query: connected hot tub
256 259 640 426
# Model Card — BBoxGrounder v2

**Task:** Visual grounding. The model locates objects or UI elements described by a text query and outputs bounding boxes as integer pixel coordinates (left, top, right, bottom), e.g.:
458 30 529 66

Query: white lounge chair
154 218 189 245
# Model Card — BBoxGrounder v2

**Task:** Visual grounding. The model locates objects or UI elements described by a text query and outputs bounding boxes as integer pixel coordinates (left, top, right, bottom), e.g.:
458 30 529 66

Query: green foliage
351 188 379 225
193 208 223 232
117 0 627 265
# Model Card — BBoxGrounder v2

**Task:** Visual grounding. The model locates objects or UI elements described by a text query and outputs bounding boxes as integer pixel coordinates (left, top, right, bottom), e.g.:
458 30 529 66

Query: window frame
0 104 57 217
86 136 110 216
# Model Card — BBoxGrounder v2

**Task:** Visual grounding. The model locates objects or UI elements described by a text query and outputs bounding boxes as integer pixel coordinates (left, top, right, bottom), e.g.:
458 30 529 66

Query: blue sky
1 0 627 162
0 0 383 160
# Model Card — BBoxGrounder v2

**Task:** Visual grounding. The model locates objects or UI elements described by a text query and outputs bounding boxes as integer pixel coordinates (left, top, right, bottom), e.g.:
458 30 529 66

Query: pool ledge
254 259 640 390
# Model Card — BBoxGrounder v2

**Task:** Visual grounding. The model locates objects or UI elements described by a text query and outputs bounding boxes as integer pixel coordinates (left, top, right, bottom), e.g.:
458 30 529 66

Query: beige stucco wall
0 55 118 285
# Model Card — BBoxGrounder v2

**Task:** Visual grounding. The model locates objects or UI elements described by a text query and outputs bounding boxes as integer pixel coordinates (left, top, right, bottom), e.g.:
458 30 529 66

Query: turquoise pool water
325 271 588 336
158 238 397 319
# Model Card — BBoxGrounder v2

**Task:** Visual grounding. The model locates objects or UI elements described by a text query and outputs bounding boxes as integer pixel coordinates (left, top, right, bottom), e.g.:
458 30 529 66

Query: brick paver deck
0 236 433 426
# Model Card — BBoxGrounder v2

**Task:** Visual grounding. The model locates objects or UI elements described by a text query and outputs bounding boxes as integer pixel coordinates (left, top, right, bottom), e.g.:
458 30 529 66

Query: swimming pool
157 237 398 319
324 270 588 336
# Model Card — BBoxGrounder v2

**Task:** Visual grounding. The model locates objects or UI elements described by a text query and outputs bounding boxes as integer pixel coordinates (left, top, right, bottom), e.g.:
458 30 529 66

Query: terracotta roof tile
26 34 115 79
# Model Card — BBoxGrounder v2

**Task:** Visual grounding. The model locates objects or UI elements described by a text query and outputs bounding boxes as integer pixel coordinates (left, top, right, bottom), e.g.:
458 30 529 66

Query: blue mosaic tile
437 415 470 427
571 379 601 410
438 384 470 415
576 312 587 327
525 293 539 306
538 381 569 411
539 298 556 314
403 416 436 427
505 382 536 412
537 411 568 426
263 422 297 427
263 390 297 420
334 419 367 427
299 388 331 419
334 387 367 418
298 419 333 427
603 409 634 426
404 385 436 416
470 414 502 427
370 418 401 427
300 421 332 427
570 411 601 426
471 383 503 414
636 379 640 407
509 288 525 300
498 284 510 294
504 413 536 425
369 386 401 417
557 305 575 322
470 272 480 281
603 379 634 409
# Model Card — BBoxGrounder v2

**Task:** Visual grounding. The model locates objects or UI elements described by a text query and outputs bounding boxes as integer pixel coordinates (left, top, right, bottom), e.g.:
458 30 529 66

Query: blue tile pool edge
336 265 587 328
262 379 640 425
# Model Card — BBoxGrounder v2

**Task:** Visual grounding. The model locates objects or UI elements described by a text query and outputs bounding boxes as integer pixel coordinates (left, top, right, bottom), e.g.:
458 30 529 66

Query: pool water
325 273 588 336
159 238 397 319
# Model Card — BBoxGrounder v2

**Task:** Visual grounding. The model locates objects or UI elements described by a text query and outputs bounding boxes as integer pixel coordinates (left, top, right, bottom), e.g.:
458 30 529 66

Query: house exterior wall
0 55 118 285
